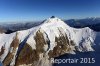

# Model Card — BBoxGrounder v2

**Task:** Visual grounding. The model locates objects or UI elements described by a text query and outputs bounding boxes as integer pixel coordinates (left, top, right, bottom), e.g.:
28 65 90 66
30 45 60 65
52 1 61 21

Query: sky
0 0 100 22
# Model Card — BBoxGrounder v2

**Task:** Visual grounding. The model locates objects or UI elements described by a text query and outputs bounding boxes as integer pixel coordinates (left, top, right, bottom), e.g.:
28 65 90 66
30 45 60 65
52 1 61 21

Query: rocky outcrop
3 33 19 66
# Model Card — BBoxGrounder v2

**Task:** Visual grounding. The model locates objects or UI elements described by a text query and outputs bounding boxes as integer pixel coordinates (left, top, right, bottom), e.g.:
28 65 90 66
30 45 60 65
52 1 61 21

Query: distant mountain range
0 21 42 34
65 17 100 31
0 17 100 34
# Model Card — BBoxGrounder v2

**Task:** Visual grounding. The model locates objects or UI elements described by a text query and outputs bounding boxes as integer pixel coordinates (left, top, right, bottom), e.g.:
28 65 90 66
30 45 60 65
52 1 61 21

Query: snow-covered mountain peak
0 17 99 66
39 16 71 38
41 16 70 29
44 16 63 23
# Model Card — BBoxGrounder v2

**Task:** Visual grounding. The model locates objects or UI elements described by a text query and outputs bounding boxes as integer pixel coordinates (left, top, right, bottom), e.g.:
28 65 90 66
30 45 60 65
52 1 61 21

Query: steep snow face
71 27 96 51
72 27 95 44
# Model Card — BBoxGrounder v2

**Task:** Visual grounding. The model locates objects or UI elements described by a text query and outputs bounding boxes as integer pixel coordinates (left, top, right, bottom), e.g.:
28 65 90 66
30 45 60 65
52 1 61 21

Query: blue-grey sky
0 0 100 22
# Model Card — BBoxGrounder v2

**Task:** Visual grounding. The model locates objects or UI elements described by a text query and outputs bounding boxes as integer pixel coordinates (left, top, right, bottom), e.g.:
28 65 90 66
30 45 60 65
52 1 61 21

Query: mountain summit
50 16 55 18
44 16 64 24
0 17 98 66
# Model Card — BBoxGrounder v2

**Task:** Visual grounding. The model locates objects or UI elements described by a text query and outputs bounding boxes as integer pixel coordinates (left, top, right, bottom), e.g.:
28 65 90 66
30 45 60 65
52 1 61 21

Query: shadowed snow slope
0 17 99 66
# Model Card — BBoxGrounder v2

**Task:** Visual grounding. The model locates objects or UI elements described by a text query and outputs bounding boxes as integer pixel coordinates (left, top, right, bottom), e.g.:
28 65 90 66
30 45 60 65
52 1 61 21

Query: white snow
10 47 18 66
26 34 36 49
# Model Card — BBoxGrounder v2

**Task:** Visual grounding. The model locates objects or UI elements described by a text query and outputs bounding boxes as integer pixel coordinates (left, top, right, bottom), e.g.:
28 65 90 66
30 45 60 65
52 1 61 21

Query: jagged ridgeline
0 17 98 66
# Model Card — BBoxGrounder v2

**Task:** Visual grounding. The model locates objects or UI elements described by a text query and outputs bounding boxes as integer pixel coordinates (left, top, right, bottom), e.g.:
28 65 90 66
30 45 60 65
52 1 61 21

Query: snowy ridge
0 17 99 66
39 17 96 52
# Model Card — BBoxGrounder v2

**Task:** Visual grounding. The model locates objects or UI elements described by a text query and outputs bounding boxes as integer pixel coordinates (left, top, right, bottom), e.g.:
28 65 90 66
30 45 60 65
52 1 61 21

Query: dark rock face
51 16 55 18
0 46 5 56
34 30 48 53
15 44 35 66
3 34 19 66
48 35 70 58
